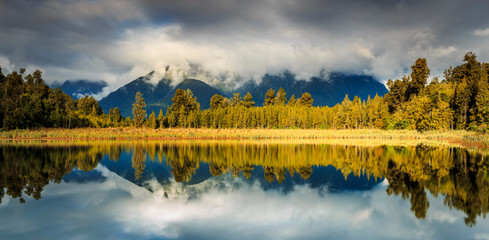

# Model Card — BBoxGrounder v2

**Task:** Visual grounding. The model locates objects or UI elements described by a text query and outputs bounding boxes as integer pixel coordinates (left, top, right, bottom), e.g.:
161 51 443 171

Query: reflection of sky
1 164 489 240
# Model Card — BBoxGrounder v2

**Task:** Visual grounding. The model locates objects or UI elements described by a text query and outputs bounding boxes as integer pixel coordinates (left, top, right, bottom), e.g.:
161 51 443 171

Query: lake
1 141 489 240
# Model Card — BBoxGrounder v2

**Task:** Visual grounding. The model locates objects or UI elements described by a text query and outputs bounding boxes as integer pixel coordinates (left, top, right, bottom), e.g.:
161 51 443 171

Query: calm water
1 141 489 240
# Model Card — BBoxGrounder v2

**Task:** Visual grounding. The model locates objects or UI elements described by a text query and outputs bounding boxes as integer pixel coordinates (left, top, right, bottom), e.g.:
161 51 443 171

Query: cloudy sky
1 0 489 94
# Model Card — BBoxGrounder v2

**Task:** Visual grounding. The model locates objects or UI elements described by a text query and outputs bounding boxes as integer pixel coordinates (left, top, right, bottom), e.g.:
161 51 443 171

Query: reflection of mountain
2 142 489 226
100 154 380 192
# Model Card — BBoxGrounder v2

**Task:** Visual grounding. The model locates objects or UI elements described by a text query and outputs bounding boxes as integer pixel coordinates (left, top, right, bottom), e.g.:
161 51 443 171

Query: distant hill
99 73 224 117
236 72 388 106
54 80 107 99
99 71 388 117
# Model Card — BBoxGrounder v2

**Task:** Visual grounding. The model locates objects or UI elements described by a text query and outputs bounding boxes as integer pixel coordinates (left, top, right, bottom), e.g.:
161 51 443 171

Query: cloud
474 28 489 37
1 0 489 97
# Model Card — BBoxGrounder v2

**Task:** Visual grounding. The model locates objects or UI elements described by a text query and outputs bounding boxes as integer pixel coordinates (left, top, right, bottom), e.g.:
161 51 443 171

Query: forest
0 51 488 132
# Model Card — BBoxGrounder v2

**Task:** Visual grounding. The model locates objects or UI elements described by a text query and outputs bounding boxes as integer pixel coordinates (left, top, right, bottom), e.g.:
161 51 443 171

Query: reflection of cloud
0 165 489 240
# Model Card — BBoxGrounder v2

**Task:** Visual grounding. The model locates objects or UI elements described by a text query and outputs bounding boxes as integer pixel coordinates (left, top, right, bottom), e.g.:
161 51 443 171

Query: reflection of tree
131 145 146 180
166 147 198 183
385 160 429 219
242 164 254 180
298 165 313 180
264 166 275 183
0 145 104 204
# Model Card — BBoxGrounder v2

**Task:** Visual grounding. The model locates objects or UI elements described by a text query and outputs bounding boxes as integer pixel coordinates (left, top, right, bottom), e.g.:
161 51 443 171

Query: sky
1 0 489 96
1 164 489 240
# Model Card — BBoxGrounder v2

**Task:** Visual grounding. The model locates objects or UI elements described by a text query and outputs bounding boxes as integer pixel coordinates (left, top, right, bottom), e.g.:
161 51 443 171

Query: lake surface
1 141 489 240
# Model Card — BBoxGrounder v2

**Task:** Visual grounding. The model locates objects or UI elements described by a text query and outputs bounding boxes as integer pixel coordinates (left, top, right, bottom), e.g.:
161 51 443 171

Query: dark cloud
0 0 488 97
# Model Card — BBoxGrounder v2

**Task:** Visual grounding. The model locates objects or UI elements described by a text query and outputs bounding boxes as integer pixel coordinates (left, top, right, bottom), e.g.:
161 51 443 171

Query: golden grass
0 127 486 150
0 127 476 140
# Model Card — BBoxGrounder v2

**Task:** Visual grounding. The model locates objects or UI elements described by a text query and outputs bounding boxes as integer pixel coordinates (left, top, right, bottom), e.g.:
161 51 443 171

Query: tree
157 109 164 128
275 87 287 106
385 77 408 113
242 92 255 108
147 110 157 129
132 91 146 127
406 58 430 100
264 88 276 106
210 94 225 110
110 107 122 123
298 92 313 107
168 89 199 126
287 95 297 106
230 93 242 107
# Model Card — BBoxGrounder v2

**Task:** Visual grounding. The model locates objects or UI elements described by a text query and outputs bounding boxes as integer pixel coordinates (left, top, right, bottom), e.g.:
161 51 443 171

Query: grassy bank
0 127 474 139
0 128 488 151
0 127 484 144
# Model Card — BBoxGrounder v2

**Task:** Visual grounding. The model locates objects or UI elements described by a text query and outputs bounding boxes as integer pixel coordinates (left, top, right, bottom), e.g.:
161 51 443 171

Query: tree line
1 51 489 131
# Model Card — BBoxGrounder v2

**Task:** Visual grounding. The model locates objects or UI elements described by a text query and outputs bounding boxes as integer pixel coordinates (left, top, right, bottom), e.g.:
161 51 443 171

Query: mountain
54 80 107 99
235 72 388 106
99 72 224 117
99 70 388 117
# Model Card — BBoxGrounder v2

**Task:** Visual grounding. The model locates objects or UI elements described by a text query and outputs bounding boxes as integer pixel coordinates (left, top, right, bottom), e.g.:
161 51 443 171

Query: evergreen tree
148 110 157 129
157 109 164 128
242 92 255 108
230 93 242 107
406 58 430 100
210 94 225 110
275 87 287 106
298 92 313 107
264 88 276 106
132 91 147 128
287 95 297 106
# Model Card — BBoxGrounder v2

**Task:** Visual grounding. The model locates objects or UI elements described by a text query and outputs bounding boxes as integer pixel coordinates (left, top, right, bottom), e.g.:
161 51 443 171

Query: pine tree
275 87 287 106
298 92 313 107
210 94 225 110
264 88 276 106
132 91 147 128
148 110 157 129
406 58 430 100
287 95 297 106
157 109 164 128
230 93 241 107
243 92 255 108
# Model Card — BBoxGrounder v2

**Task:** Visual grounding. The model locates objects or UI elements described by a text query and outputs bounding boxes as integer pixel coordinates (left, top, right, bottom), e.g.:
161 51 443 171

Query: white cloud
474 28 489 37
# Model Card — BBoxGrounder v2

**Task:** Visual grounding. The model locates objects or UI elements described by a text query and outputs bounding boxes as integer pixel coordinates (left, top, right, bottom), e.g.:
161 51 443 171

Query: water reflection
1 141 489 228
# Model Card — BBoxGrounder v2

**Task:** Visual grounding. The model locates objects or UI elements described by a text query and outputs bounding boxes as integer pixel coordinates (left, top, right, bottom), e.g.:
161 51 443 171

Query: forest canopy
1 52 488 132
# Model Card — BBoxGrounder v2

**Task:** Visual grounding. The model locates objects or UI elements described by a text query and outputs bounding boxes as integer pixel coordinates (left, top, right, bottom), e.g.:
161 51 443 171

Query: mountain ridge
99 71 388 117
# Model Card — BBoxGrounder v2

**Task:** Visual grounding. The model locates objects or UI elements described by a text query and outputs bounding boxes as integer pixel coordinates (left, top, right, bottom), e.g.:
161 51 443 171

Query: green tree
406 58 430 100
132 91 147 128
298 92 313 107
242 92 255 108
264 88 276 106
287 94 297 106
157 109 165 128
230 93 242 107
210 94 225 110
147 110 157 129
275 87 287 106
